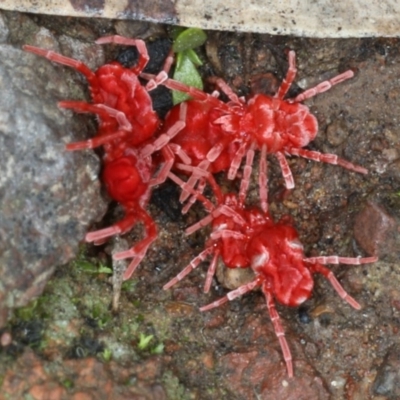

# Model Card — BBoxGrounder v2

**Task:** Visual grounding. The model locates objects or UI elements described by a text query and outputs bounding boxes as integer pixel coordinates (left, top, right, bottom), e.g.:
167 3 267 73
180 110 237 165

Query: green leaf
185 48 203 67
138 333 154 350
100 348 113 362
172 28 207 53
74 259 98 273
172 51 203 105
151 343 164 354
169 26 187 41
97 264 113 274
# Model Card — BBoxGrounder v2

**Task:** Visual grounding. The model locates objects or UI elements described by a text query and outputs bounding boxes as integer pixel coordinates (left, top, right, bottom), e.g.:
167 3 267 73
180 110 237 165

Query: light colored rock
0 0 400 37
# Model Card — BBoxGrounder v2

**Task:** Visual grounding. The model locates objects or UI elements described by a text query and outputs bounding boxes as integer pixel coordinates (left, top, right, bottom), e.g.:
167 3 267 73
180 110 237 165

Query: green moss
121 279 138 293
162 371 191 400
61 378 74 389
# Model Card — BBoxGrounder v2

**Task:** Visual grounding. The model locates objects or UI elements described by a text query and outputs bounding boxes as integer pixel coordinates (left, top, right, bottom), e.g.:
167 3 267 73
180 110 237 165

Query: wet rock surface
0 40 105 327
0 10 400 400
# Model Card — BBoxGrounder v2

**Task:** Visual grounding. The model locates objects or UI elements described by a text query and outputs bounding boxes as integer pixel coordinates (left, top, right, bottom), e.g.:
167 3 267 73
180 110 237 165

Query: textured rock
208 311 330 399
0 349 168 400
353 202 399 260
0 45 106 327
372 345 400 398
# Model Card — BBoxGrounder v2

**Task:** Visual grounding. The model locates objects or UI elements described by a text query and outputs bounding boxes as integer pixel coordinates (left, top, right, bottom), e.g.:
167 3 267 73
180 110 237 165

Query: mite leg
293 70 354 103
95 35 149 75
112 207 158 280
142 73 232 113
238 145 256 206
228 142 247 180
23 45 97 87
59 102 131 150
308 262 363 310
163 247 215 290
275 50 297 100
288 148 368 174
200 279 261 311
262 283 294 378
85 213 137 244
259 144 269 212
141 102 187 158
276 151 295 189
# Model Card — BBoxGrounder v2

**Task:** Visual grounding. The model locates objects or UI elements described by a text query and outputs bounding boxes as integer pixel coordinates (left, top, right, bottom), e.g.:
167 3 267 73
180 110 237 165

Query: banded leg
167 171 214 213
169 144 192 165
143 49 174 90
228 142 248 180
288 148 368 174
182 177 207 214
141 73 232 113
179 159 210 203
304 255 378 265
199 278 261 311
204 249 220 293
148 145 175 187
308 262 362 310
275 50 297 100
96 35 149 75
185 204 246 236
262 283 293 378
259 144 269 212
59 102 132 150
276 151 295 189
23 45 97 87
293 70 354 103
175 164 225 213
140 102 187 158
112 207 158 280
163 246 215 290
238 145 256 206
85 211 137 244
208 76 242 104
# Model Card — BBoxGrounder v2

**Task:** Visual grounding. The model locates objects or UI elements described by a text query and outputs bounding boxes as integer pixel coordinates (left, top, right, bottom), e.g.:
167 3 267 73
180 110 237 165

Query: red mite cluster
24 35 377 377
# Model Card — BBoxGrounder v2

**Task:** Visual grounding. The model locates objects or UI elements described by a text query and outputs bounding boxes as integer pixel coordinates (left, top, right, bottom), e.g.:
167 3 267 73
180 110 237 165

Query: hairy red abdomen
102 154 150 204
94 63 159 146
164 100 239 173
248 223 314 307
246 94 318 152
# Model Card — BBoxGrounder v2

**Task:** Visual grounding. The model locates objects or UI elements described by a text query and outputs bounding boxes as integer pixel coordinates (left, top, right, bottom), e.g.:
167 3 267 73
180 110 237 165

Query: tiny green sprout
97 263 113 274
100 348 113 362
138 333 154 350
151 342 164 355
74 255 112 275
15 298 39 321
61 379 74 389
131 299 141 307
135 313 145 323
74 258 98 273
121 279 137 292
171 27 207 105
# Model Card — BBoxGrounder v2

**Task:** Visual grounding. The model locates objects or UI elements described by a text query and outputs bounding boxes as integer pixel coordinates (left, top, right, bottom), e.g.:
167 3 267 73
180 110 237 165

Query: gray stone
0 45 106 327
